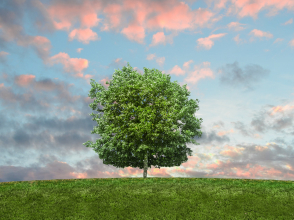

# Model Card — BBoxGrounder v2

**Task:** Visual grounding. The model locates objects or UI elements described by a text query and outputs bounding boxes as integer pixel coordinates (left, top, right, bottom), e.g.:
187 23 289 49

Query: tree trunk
143 150 148 178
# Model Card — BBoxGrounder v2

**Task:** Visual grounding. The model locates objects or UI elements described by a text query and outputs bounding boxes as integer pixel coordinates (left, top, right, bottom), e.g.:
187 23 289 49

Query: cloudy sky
0 0 294 184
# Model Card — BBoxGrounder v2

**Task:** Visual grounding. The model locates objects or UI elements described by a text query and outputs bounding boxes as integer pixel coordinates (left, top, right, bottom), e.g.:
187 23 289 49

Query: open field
0 177 293 219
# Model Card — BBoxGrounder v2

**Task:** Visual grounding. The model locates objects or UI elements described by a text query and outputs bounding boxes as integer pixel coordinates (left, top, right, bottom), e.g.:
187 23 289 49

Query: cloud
196 33 227 50
216 61 271 92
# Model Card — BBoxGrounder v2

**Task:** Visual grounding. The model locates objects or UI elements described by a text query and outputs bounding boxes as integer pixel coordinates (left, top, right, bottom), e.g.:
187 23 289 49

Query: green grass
0 177 293 219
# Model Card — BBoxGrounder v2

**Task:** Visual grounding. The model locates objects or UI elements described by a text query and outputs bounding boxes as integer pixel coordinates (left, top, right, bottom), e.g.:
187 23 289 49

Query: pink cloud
146 53 166 67
43 0 218 45
121 23 146 44
68 28 101 44
146 54 156 60
164 61 214 88
46 52 90 78
150 32 167 46
80 13 102 28
46 0 104 43
249 29 273 40
2 0 294 58
14 75 36 87
183 60 194 69
282 18 293 25
196 33 227 50
169 65 186 76
101 3 126 30
38 0 290 51
227 21 247 31
77 48 83 53
289 39 294 47
0 51 9 57
269 104 294 116
148 31 178 48
226 0 294 20
15 35 52 62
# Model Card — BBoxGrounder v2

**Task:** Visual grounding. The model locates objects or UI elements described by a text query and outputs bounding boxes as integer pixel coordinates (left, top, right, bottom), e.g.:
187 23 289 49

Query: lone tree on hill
83 62 203 178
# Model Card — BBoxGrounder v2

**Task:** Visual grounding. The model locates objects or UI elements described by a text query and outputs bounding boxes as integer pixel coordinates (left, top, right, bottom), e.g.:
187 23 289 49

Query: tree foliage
83 62 203 178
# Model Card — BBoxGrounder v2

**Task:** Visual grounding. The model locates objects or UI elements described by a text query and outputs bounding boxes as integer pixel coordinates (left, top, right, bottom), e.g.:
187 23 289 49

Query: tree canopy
83 62 203 178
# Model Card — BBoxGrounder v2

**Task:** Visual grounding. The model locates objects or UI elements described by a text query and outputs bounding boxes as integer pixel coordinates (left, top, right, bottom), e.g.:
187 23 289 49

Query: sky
0 0 294 184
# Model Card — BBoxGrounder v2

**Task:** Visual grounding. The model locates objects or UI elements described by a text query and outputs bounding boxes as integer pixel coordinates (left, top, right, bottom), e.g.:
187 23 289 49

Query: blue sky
0 0 294 183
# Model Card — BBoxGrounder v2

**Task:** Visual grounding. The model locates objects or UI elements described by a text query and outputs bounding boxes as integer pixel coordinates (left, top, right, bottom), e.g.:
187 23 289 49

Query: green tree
83 62 203 178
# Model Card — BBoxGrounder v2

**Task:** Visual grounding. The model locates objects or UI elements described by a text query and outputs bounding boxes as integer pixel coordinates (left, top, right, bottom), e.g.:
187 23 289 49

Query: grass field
0 177 293 219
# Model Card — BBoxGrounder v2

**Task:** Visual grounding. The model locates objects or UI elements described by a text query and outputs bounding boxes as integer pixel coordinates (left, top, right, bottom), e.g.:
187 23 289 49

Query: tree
83 62 203 178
